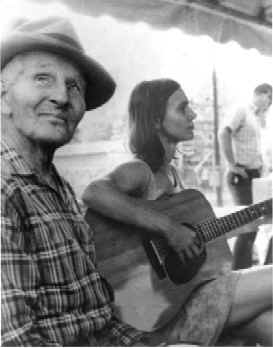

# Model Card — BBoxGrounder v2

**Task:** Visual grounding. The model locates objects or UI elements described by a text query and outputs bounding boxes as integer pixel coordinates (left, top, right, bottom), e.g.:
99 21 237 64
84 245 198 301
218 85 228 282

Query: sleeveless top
141 162 184 200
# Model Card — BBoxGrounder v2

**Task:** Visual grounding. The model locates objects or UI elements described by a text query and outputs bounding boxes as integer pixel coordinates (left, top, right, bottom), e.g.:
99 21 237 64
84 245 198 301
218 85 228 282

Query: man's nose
49 81 69 107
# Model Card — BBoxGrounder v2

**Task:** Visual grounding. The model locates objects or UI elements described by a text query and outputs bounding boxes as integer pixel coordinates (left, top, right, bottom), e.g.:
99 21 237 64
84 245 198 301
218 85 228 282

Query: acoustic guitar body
85 189 232 331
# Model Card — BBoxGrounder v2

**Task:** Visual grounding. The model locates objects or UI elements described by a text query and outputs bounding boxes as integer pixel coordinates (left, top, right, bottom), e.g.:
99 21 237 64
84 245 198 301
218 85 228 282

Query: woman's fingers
178 242 204 262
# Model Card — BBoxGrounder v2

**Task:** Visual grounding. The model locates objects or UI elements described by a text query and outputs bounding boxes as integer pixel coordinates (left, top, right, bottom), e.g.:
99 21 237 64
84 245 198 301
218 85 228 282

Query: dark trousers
227 167 261 270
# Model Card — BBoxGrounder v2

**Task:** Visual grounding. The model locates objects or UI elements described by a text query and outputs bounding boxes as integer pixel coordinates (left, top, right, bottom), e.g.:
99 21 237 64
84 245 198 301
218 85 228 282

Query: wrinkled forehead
2 51 85 85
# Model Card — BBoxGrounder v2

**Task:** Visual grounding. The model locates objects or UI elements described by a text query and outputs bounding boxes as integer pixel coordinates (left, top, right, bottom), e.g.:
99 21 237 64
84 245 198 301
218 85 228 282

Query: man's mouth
39 113 67 125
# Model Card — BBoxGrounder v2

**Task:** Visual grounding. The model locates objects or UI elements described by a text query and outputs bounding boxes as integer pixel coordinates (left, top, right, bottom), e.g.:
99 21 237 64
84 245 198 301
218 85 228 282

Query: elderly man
1 17 179 346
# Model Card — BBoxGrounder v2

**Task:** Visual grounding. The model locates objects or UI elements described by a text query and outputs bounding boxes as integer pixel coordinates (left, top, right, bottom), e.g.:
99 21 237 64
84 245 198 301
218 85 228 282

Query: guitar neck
198 199 272 243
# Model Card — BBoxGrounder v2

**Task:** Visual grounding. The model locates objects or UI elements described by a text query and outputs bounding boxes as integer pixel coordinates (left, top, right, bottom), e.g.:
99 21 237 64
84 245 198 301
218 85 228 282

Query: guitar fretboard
197 199 272 243
149 198 272 260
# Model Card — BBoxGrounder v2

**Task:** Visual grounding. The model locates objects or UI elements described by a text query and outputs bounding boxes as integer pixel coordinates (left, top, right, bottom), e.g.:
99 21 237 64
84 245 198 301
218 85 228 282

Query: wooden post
212 67 223 206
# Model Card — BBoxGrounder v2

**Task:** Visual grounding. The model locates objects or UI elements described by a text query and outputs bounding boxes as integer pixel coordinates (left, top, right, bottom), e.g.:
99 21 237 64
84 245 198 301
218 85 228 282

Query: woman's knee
227 266 272 326
234 265 272 303
237 309 273 346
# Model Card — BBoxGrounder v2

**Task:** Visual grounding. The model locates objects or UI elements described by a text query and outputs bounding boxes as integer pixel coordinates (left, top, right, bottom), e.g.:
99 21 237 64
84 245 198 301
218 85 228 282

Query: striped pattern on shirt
1 141 144 346
225 105 264 169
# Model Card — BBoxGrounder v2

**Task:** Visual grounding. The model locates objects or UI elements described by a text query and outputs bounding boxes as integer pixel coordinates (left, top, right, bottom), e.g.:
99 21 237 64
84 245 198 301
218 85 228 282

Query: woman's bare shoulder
106 159 153 193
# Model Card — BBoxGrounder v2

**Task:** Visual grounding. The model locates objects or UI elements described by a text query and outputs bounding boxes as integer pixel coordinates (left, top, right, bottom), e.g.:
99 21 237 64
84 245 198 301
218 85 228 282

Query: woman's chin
185 132 194 140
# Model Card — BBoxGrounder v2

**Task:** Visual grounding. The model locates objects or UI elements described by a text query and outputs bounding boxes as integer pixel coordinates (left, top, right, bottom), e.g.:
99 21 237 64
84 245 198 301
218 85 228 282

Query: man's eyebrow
31 62 54 69
27 65 54 74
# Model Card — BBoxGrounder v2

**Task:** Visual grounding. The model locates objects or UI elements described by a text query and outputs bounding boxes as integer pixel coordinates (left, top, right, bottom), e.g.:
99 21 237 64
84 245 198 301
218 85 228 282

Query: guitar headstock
263 198 272 216
261 199 272 217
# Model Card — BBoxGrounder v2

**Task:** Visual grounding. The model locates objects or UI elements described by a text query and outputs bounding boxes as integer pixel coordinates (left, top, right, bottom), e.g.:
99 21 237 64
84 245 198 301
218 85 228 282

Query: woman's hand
160 217 204 263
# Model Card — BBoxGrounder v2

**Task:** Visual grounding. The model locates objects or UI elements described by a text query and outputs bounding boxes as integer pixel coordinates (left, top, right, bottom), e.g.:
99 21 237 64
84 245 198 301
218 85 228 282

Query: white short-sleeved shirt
261 106 272 172
224 104 265 169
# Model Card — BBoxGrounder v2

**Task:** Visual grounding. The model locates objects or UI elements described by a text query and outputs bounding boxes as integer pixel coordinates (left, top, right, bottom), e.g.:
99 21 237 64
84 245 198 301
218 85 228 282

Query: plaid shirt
1 140 144 346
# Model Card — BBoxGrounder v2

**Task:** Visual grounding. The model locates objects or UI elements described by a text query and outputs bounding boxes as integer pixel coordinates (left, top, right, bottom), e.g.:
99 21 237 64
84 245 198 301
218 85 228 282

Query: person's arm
82 160 201 261
219 126 235 167
219 122 248 178
83 161 168 233
1 193 60 347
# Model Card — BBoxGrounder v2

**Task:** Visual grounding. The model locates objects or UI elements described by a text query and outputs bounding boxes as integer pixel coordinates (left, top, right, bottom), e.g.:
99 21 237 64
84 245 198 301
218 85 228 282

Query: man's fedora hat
1 17 116 110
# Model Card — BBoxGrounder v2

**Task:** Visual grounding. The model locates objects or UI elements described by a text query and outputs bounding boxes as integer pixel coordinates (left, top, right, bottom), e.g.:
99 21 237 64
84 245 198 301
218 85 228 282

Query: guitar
151 194 272 284
85 189 272 331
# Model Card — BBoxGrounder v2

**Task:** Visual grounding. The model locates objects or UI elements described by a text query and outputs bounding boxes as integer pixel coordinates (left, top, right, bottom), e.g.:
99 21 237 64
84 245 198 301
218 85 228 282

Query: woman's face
161 88 197 142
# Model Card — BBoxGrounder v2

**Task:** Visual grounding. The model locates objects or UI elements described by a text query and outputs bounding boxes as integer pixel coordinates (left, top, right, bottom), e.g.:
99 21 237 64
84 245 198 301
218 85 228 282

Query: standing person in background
260 104 273 265
219 83 272 270
261 103 273 175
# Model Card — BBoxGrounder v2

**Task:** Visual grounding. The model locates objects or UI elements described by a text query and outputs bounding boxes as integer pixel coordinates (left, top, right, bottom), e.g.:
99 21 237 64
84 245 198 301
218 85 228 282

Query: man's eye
35 75 50 84
67 81 81 92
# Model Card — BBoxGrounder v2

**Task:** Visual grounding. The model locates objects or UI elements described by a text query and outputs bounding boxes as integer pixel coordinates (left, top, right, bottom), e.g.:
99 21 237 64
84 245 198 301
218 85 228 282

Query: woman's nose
189 108 197 120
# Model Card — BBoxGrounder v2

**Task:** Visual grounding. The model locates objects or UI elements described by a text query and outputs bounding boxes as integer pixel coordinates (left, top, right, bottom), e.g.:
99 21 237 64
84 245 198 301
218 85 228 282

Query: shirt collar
1 139 34 176
1 139 59 180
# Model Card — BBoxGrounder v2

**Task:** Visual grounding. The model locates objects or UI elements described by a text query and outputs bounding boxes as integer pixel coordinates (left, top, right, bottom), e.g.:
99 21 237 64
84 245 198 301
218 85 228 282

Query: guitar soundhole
142 238 167 280
164 222 207 284
143 222 208 285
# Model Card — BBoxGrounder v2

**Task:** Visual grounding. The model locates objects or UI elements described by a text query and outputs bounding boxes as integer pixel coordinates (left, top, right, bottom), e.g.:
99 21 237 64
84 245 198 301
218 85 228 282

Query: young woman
82 79 272 346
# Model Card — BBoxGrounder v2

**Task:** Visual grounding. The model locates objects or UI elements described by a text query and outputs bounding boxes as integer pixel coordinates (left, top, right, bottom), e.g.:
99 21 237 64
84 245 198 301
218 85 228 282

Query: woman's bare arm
83 161 171 236
82 160 200 260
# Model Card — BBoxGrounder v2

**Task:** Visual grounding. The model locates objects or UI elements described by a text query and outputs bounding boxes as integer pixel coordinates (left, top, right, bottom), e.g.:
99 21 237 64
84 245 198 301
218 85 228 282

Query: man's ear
1 82 12 116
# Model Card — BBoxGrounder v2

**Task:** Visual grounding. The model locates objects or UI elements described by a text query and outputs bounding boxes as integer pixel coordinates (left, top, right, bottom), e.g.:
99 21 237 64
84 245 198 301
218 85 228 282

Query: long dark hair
128 78 180 172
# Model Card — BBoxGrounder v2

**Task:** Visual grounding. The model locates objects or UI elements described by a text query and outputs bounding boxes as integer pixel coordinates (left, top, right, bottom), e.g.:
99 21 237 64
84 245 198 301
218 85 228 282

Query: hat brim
1 33 116 110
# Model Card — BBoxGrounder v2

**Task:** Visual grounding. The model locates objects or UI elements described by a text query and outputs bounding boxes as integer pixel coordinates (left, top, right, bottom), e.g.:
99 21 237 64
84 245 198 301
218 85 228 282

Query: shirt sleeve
1 190 60 347
224 106 246 134
102 316 147 346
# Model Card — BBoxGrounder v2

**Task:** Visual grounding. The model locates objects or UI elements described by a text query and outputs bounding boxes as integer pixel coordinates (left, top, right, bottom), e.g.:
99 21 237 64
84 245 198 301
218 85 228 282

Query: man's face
253 92 271 112
2 51 86 148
